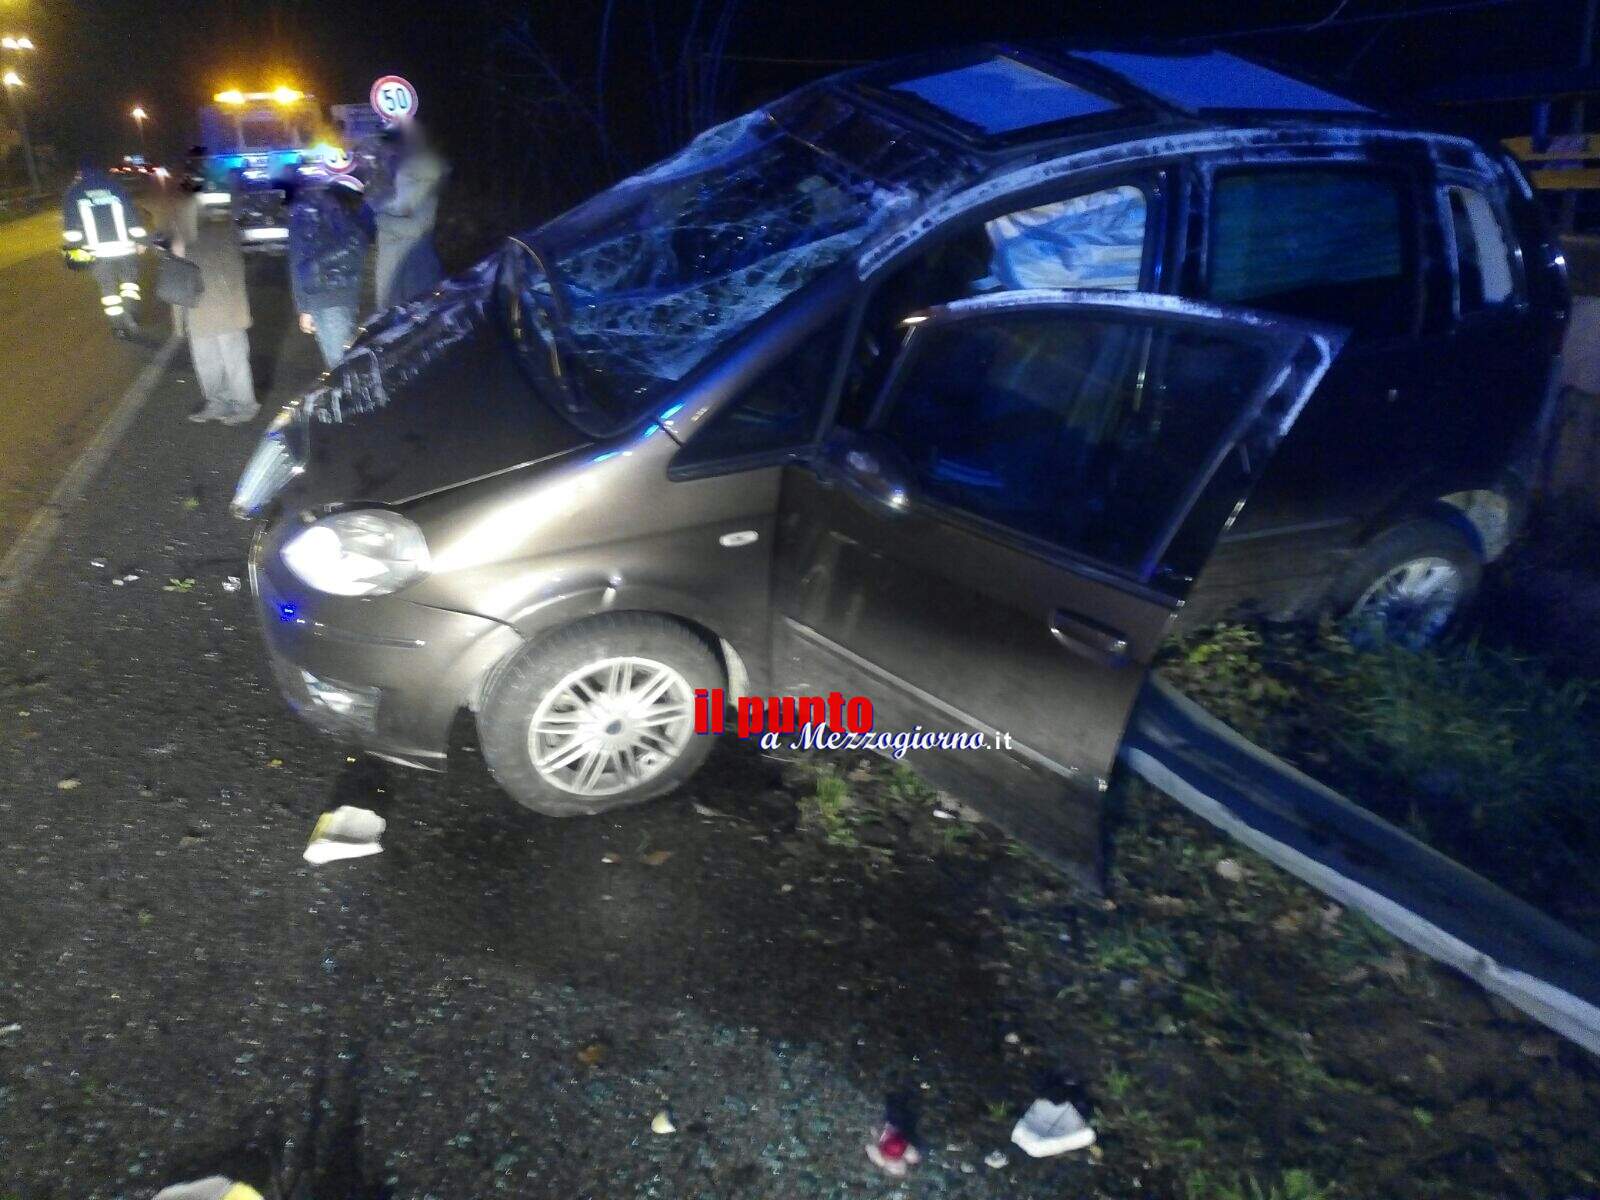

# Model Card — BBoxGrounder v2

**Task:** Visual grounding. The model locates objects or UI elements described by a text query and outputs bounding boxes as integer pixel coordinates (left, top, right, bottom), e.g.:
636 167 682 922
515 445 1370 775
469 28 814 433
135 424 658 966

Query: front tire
477 613 723 817
1333 517 1481 649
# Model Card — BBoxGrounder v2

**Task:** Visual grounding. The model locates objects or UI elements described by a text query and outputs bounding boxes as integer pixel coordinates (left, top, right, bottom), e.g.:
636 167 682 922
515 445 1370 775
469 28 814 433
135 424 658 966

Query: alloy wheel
526 655 696 796
1348 555 1465 649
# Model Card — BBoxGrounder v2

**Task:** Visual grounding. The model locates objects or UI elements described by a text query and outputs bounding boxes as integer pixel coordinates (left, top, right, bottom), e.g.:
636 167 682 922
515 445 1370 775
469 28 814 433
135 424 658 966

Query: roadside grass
1159 621 1600 932
768 616 1600 1196
776 744 1600 1196
797 766 862 850
1184 1168 1338 1200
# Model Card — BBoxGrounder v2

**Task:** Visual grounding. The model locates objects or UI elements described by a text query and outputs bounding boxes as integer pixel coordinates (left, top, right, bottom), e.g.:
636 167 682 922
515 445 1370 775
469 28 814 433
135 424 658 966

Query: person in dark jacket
288 175 374 367
61 164 149 337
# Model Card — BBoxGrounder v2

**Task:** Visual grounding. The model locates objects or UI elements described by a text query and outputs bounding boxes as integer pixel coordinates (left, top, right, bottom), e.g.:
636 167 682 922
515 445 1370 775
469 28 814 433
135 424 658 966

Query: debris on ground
577 1042 607 1067
651 1109 676 1135
1010 1097 1096 1157
221 576 242 593
152 1178 263 1200
640 849 674 866
983 1149 1009 1169
55 776 81 791
865 1122 921 1177
1215 858 1246 883
0 1022 20 1036
303 806 386 864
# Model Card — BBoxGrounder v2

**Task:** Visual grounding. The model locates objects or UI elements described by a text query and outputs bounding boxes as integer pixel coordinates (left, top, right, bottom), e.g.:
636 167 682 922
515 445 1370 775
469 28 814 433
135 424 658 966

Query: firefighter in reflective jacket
62 165 149 337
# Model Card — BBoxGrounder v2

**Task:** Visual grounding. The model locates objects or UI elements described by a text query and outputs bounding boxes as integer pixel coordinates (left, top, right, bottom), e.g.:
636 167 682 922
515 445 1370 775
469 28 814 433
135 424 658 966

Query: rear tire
1332 517 1481 649
477 613 723 817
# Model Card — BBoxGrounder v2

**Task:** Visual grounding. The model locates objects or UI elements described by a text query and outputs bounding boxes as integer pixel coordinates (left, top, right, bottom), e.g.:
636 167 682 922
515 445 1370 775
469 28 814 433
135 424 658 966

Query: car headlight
281 509 431 597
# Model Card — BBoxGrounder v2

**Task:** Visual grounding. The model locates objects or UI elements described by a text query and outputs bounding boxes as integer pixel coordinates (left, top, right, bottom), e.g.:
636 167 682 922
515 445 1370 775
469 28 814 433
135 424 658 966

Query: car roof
838 44 1396 165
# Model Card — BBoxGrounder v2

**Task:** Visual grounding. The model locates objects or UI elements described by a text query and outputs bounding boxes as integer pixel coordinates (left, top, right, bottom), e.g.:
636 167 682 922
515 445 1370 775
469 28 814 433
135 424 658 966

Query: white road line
0 334 182 615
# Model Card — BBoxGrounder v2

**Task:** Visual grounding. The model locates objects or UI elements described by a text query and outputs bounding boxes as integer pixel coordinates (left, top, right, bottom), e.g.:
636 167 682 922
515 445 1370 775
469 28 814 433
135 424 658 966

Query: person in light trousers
172 189 259 425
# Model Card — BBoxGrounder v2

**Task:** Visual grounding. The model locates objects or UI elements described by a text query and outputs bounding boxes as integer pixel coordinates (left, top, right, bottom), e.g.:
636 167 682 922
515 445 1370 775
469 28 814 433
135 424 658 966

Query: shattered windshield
507 89 978 432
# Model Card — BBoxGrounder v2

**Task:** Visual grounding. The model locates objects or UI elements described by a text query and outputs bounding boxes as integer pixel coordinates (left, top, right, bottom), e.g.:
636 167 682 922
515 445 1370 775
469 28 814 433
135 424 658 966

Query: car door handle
1050 609 1130 666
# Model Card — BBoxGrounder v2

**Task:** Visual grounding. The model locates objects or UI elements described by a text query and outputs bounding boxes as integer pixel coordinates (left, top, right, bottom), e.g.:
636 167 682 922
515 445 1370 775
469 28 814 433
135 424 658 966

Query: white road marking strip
0 334 182 615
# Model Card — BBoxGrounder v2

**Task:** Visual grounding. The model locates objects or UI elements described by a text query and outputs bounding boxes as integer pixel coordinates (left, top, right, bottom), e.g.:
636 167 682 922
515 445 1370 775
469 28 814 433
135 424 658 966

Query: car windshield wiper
502 235 590 422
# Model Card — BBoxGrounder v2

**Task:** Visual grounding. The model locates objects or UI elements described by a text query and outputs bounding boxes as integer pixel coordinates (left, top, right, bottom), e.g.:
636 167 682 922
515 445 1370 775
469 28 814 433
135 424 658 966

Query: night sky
6 0 1588 195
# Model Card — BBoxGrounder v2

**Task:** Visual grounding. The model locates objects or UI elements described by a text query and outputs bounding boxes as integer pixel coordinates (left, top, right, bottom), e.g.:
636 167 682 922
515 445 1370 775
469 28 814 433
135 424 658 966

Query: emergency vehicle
195 87 348 251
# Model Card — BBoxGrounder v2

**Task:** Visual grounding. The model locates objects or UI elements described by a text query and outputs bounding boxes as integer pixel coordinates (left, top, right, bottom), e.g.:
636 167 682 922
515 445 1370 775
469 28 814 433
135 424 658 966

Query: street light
1 66 39 194
130 104 148 154
1 35 33 51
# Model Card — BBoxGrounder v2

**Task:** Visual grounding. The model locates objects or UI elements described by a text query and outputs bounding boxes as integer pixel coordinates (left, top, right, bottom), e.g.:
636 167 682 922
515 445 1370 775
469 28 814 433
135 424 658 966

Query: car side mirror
817 428 913 515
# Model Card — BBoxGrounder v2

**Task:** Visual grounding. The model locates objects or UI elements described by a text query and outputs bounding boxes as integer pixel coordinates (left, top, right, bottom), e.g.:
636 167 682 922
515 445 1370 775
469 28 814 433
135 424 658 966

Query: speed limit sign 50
370 75 419 123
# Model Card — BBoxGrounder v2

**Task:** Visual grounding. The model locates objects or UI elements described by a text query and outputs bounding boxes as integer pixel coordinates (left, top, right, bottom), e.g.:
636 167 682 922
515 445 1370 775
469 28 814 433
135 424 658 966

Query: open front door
771 291 1343 886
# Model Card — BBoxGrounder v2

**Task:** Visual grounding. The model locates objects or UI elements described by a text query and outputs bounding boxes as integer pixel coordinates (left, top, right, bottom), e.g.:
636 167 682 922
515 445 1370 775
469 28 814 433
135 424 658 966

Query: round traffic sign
369 75 419 123
323 144 356 173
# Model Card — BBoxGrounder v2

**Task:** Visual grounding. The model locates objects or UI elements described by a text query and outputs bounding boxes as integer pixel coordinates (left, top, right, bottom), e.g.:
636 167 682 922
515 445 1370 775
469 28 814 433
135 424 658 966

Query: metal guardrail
1505 134 1600 192
1122 677 1600 1058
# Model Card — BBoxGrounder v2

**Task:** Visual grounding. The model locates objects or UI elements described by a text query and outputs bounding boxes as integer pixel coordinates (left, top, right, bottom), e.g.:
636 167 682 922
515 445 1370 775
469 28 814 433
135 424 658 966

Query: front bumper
248 523 525 769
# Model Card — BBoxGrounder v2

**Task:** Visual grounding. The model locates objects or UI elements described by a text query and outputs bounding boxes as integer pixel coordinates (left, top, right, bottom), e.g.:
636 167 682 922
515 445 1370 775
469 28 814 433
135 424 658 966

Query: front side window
838 182 1151 427
1206 168 1416 335
982 185 1147 291
673 316 847 472
1446 185 1517 313
877 311 1269 577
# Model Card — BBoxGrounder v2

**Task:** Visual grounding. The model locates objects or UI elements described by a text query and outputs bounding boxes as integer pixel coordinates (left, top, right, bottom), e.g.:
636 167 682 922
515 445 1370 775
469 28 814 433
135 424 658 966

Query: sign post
369 75 419 124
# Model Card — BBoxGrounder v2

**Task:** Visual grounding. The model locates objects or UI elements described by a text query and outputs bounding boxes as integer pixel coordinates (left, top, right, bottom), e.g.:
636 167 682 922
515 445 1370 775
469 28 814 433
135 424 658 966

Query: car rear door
1180 157 1443 623
770 291 1343 885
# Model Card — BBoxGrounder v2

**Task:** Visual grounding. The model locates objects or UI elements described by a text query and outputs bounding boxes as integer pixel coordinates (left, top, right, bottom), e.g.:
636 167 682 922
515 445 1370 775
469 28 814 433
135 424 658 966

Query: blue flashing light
658 402 685 421
278 602 298 622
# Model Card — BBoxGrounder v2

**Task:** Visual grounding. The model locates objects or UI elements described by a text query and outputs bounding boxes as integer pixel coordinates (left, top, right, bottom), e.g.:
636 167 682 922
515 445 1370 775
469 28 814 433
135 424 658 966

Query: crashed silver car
234 45 1567 882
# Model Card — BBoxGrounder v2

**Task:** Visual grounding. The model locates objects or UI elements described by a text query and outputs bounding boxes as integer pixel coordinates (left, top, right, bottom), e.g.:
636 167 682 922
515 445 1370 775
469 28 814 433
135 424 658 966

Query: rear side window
1206 168 1415 336
1446 185 1517 313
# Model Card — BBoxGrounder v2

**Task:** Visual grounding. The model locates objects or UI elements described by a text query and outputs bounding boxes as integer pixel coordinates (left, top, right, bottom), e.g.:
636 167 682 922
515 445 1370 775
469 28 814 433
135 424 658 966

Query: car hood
283 256 590 512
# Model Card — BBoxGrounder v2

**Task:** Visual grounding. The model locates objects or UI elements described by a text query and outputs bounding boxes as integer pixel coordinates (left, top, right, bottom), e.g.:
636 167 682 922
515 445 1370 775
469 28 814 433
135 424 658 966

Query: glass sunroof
1077 50 1369 114
887 56 1118 136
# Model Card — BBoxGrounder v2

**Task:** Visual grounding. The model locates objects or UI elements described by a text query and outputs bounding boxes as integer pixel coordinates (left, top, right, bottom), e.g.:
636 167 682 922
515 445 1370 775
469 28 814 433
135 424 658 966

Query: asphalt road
0 260 1087 1200
0 210 158 554
3 247 1597 1200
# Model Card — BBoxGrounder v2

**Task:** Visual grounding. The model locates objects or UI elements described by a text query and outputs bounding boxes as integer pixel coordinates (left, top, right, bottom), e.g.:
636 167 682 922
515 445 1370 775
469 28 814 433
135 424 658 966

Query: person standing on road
369 120 448 310
288 175 374 368
61 164 149 338
170 187 259 426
